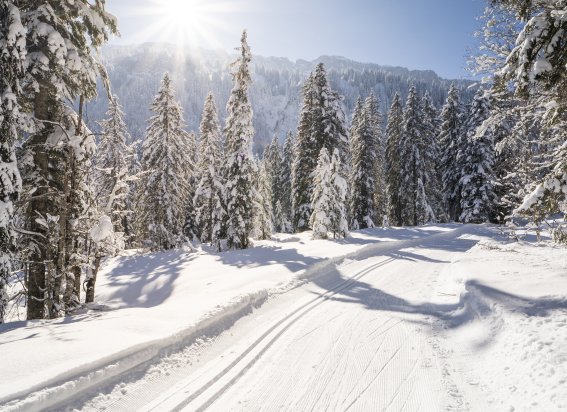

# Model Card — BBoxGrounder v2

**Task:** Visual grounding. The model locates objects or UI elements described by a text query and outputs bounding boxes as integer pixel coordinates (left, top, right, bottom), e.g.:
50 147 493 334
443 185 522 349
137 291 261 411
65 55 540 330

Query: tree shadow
0 332 39 346
311 265 567 336
102 250 197 308
212 226 455 272
213 245 321 272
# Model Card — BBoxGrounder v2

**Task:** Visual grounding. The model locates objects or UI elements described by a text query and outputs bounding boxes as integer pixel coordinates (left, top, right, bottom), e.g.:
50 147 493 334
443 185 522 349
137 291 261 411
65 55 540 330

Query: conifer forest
0 1 566 411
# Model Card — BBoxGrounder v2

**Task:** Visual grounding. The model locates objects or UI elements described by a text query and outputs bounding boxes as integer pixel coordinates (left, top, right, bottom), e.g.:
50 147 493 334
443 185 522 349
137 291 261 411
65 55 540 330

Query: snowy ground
0 224 565 411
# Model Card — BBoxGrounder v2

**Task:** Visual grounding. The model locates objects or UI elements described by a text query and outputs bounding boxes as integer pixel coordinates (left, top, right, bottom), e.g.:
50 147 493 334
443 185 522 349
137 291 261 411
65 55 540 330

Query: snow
89 215 114 243
0 224 566 411
431 235 567 411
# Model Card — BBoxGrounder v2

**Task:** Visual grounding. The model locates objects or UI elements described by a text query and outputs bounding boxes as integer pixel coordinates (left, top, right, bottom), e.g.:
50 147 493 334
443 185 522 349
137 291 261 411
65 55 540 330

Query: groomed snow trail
78 226 477 412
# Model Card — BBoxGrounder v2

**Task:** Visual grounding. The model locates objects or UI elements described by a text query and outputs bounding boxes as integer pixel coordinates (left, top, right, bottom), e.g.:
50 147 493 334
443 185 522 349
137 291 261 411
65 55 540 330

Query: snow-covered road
86 227 476 411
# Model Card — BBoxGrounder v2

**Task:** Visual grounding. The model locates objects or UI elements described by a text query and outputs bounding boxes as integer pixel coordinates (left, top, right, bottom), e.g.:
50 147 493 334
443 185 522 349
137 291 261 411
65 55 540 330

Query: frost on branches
223 30 256 250
140 74 192 251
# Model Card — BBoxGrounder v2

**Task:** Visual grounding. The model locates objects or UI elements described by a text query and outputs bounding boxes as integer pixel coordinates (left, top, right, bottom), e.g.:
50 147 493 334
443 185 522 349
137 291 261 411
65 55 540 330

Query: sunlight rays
136 0 238 50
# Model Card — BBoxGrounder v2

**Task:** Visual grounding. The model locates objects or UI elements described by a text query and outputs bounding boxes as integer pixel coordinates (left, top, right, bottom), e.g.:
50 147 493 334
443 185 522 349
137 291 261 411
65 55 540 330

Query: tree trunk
85 254 101 304
26 83 53 320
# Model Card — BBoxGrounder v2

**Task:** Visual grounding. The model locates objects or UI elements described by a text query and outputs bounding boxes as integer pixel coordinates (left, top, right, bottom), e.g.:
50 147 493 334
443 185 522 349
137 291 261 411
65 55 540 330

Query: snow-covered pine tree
279 131 295 232
83 95 134 304
399 86 435 226
0 2 25 323
253 159 273 240
421 92 444 222
349 94 380 229
183 131 199 241
223 30 256 249
310 148 332 239
487 0 567 226
96 95 134 237
16 0 117 320
292 71 318 232
348 98 364 230
385 93 404 226
139 73 192 251
263 135 283 230
194 93 224 244
292 63 348 232
366 91 386 226
329 148 349 238
459 89 497 223
319 68 350 180
439 83 465 221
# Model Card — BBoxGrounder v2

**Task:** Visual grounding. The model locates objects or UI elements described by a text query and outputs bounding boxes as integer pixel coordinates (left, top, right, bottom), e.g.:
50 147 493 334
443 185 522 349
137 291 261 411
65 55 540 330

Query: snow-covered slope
0 225 565 411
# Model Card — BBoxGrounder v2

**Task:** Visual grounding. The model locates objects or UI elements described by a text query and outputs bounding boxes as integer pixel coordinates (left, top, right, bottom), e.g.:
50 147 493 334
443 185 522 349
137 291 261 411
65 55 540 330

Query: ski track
62 226 476 412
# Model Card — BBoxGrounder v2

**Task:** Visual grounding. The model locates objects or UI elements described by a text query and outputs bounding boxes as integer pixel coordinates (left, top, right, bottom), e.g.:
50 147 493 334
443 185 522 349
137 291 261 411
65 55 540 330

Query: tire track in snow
173 257 397 412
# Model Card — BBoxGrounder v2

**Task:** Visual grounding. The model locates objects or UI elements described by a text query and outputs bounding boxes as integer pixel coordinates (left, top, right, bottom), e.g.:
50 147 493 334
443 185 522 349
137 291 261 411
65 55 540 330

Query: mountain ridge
88 43 475 152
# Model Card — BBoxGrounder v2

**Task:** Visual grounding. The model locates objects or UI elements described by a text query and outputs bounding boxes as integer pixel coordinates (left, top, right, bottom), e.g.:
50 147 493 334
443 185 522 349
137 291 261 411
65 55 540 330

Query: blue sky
106 0 486 79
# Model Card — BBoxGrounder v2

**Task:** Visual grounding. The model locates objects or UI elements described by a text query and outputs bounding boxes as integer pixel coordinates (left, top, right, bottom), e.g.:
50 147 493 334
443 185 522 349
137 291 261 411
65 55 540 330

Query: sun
141 0 230 48
159 0 207 38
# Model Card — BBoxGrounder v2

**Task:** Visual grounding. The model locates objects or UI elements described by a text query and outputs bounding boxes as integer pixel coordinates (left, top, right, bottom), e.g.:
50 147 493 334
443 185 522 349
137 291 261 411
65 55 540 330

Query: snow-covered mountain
87 43 475 153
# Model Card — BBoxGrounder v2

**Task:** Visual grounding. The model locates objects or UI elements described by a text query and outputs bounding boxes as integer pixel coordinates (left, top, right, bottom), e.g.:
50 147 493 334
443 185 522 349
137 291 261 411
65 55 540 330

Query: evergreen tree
293 71 319 232
349 93 381 229
15 0 117 319
194 93 224 244
310 148 332 239
183 131 199 241
485 1 567 225
399 86 435 226
263 135 283 230
366 91 386 226
253 160 273 240
421 92 444 221
84 96 134 304
223 30 256 249
292 63 348 232
459 90 497 223
0 2 25 323
329 148 349 238
348 98 364 229
279 131 295 232
96 95 134 237
139 73 192 251
439 83 465 221
385 93 404 226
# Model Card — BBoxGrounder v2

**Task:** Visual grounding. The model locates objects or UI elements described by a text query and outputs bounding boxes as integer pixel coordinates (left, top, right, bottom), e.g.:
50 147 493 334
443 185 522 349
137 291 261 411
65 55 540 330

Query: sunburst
129 0 239 50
